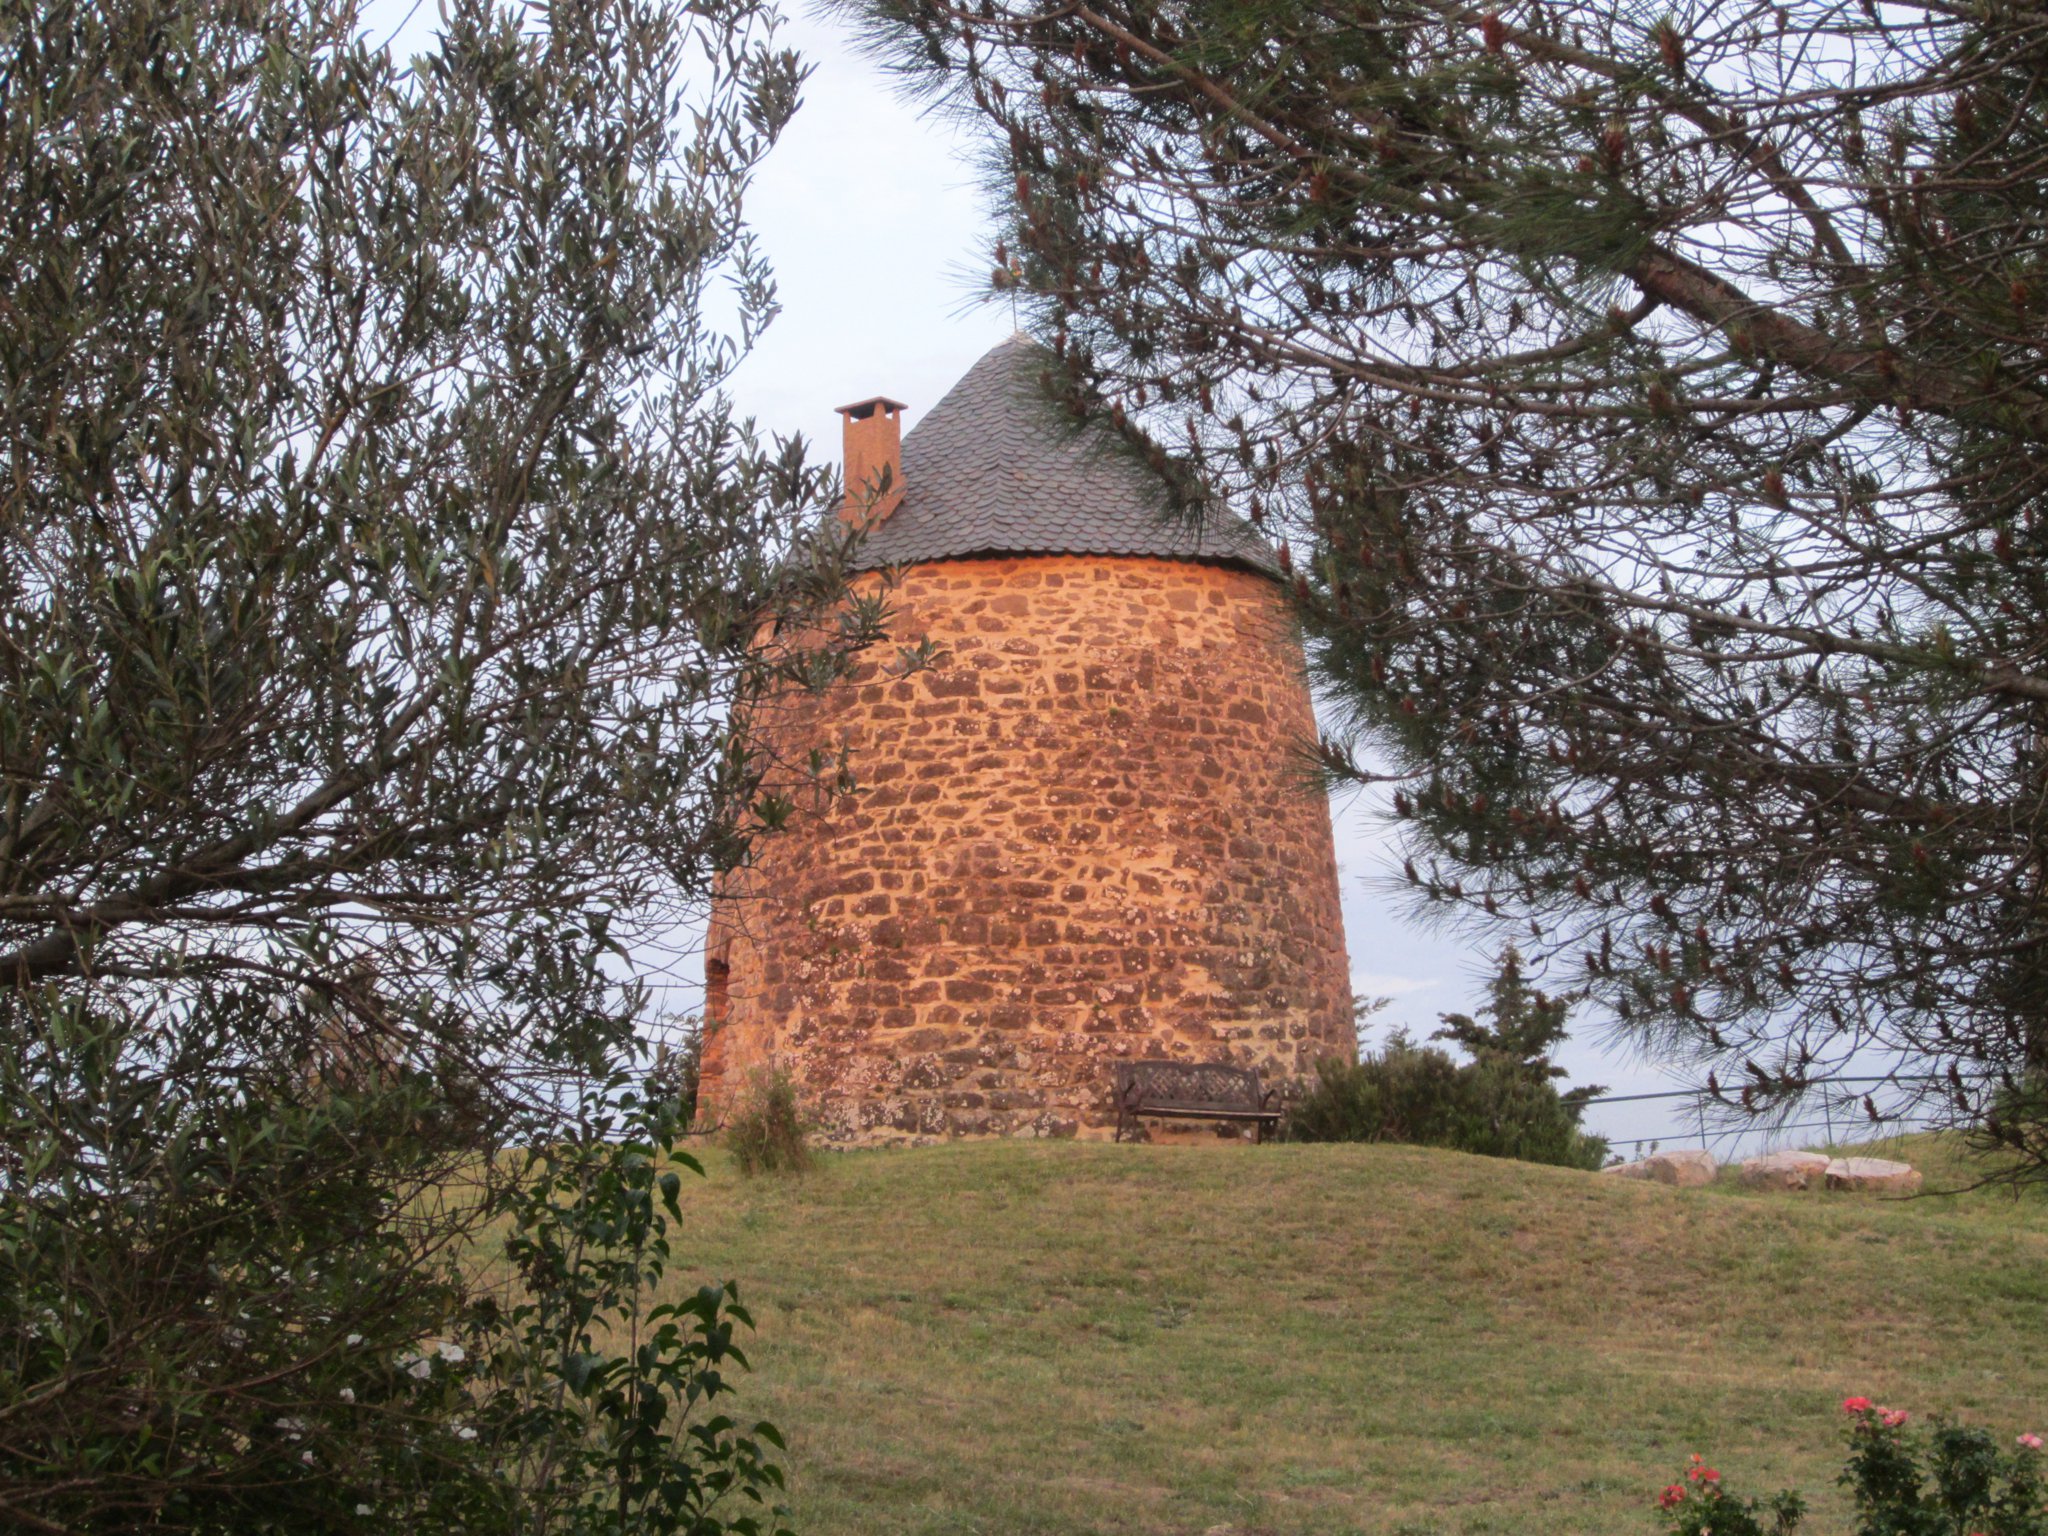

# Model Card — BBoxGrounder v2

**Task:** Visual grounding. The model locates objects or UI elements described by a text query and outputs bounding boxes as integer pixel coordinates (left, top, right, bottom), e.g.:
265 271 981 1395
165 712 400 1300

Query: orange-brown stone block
701 553 1355 1143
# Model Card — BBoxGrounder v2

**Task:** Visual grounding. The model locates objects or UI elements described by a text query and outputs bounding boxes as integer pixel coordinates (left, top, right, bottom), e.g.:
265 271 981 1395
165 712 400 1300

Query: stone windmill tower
698 337 1355 1142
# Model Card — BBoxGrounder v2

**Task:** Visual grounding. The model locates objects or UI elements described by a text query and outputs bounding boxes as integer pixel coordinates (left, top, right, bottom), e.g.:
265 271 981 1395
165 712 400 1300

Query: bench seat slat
1125 1103 1277 1120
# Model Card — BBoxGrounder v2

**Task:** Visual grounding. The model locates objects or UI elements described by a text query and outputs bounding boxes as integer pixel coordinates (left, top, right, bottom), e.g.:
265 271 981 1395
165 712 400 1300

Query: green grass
663 1138 2048 1536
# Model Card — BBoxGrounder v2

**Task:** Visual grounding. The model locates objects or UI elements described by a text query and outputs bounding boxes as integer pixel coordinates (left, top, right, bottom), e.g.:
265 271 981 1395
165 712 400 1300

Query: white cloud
1350 971 1440 1000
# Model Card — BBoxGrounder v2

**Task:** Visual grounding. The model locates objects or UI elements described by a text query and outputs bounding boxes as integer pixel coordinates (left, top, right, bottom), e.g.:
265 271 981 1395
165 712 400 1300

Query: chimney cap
835 395 908 420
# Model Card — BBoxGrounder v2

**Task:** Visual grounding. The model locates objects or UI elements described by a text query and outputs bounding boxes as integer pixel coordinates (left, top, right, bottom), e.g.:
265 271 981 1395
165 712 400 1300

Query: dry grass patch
657 1138 2048 1536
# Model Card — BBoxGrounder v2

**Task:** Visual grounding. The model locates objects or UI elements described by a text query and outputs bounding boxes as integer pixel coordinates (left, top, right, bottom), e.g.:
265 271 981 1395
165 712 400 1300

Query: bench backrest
1115 1059 1268 1112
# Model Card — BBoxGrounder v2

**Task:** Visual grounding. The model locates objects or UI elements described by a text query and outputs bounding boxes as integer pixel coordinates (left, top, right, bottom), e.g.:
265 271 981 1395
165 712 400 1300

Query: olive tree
0 0 866 1524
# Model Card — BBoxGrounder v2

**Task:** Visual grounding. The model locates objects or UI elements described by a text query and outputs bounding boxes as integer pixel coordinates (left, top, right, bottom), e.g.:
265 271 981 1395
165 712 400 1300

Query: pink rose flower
1881 1409 1910 1429
2019 1433 2044 1451
1659 1485 1687 1509
1843 1397 1874 1414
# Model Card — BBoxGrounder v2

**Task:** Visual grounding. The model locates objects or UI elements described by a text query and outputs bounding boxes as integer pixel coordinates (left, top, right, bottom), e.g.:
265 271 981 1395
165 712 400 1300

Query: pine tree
1437 949 1590 1091
842 0 2048 1180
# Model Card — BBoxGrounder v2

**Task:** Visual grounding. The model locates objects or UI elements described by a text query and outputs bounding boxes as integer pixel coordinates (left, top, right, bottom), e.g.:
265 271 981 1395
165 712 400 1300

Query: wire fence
1579 1074 1976 1159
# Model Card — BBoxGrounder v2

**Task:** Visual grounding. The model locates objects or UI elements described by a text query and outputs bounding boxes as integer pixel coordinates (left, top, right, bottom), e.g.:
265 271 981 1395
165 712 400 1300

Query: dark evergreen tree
1436 949 1599 1109
842 0 2048 1178
0 0 866 1523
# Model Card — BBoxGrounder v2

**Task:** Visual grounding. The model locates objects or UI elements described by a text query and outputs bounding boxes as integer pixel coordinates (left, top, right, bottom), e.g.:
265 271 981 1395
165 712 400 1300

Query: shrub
1282 1038 1607 1169
725 1069 814 1177
1283 950 1608 1170
488 1072 793 1536
1656 1400 2046 1536
2 1062 791 1534
1284 1032 1466 1146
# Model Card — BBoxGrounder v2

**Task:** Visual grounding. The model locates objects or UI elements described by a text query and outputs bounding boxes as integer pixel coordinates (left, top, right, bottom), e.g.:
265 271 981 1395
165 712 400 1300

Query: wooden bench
1112 1060 1282 1143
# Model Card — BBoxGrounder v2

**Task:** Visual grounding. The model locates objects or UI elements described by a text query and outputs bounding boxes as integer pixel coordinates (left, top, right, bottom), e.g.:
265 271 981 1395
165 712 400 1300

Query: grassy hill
662 1138 2048 1536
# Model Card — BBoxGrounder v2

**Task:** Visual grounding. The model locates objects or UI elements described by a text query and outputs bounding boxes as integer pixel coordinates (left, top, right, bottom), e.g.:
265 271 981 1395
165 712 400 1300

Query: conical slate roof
849 336 1281 580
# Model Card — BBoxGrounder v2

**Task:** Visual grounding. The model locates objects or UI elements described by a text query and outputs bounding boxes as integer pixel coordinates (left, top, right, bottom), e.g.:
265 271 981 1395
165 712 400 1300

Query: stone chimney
836 394 907 529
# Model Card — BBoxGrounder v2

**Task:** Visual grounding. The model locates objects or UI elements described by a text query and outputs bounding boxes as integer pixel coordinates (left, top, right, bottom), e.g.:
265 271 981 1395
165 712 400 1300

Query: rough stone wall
699 554 1355 1143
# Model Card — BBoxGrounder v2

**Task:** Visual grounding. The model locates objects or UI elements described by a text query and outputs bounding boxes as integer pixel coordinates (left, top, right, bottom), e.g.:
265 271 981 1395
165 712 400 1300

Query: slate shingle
849 335 1281 581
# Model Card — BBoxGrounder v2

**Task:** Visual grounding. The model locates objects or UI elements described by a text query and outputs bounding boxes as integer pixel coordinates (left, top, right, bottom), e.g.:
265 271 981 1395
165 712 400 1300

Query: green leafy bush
486 1072 794 1536
1284 950 1607 1170
1656 1400 2045 1536
1 1061 790 1534
724 1070 814 1177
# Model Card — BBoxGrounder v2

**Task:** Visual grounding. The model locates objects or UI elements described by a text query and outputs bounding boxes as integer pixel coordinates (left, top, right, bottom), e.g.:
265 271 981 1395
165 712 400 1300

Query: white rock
1602 1148 1717 1186
1825 1156 1922 1194
1739 1150 1832 1190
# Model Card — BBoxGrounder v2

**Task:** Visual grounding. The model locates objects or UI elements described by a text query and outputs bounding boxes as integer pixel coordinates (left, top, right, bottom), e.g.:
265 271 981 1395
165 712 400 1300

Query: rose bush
1656 1401 2046 1536
1653 1453 1803 1536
